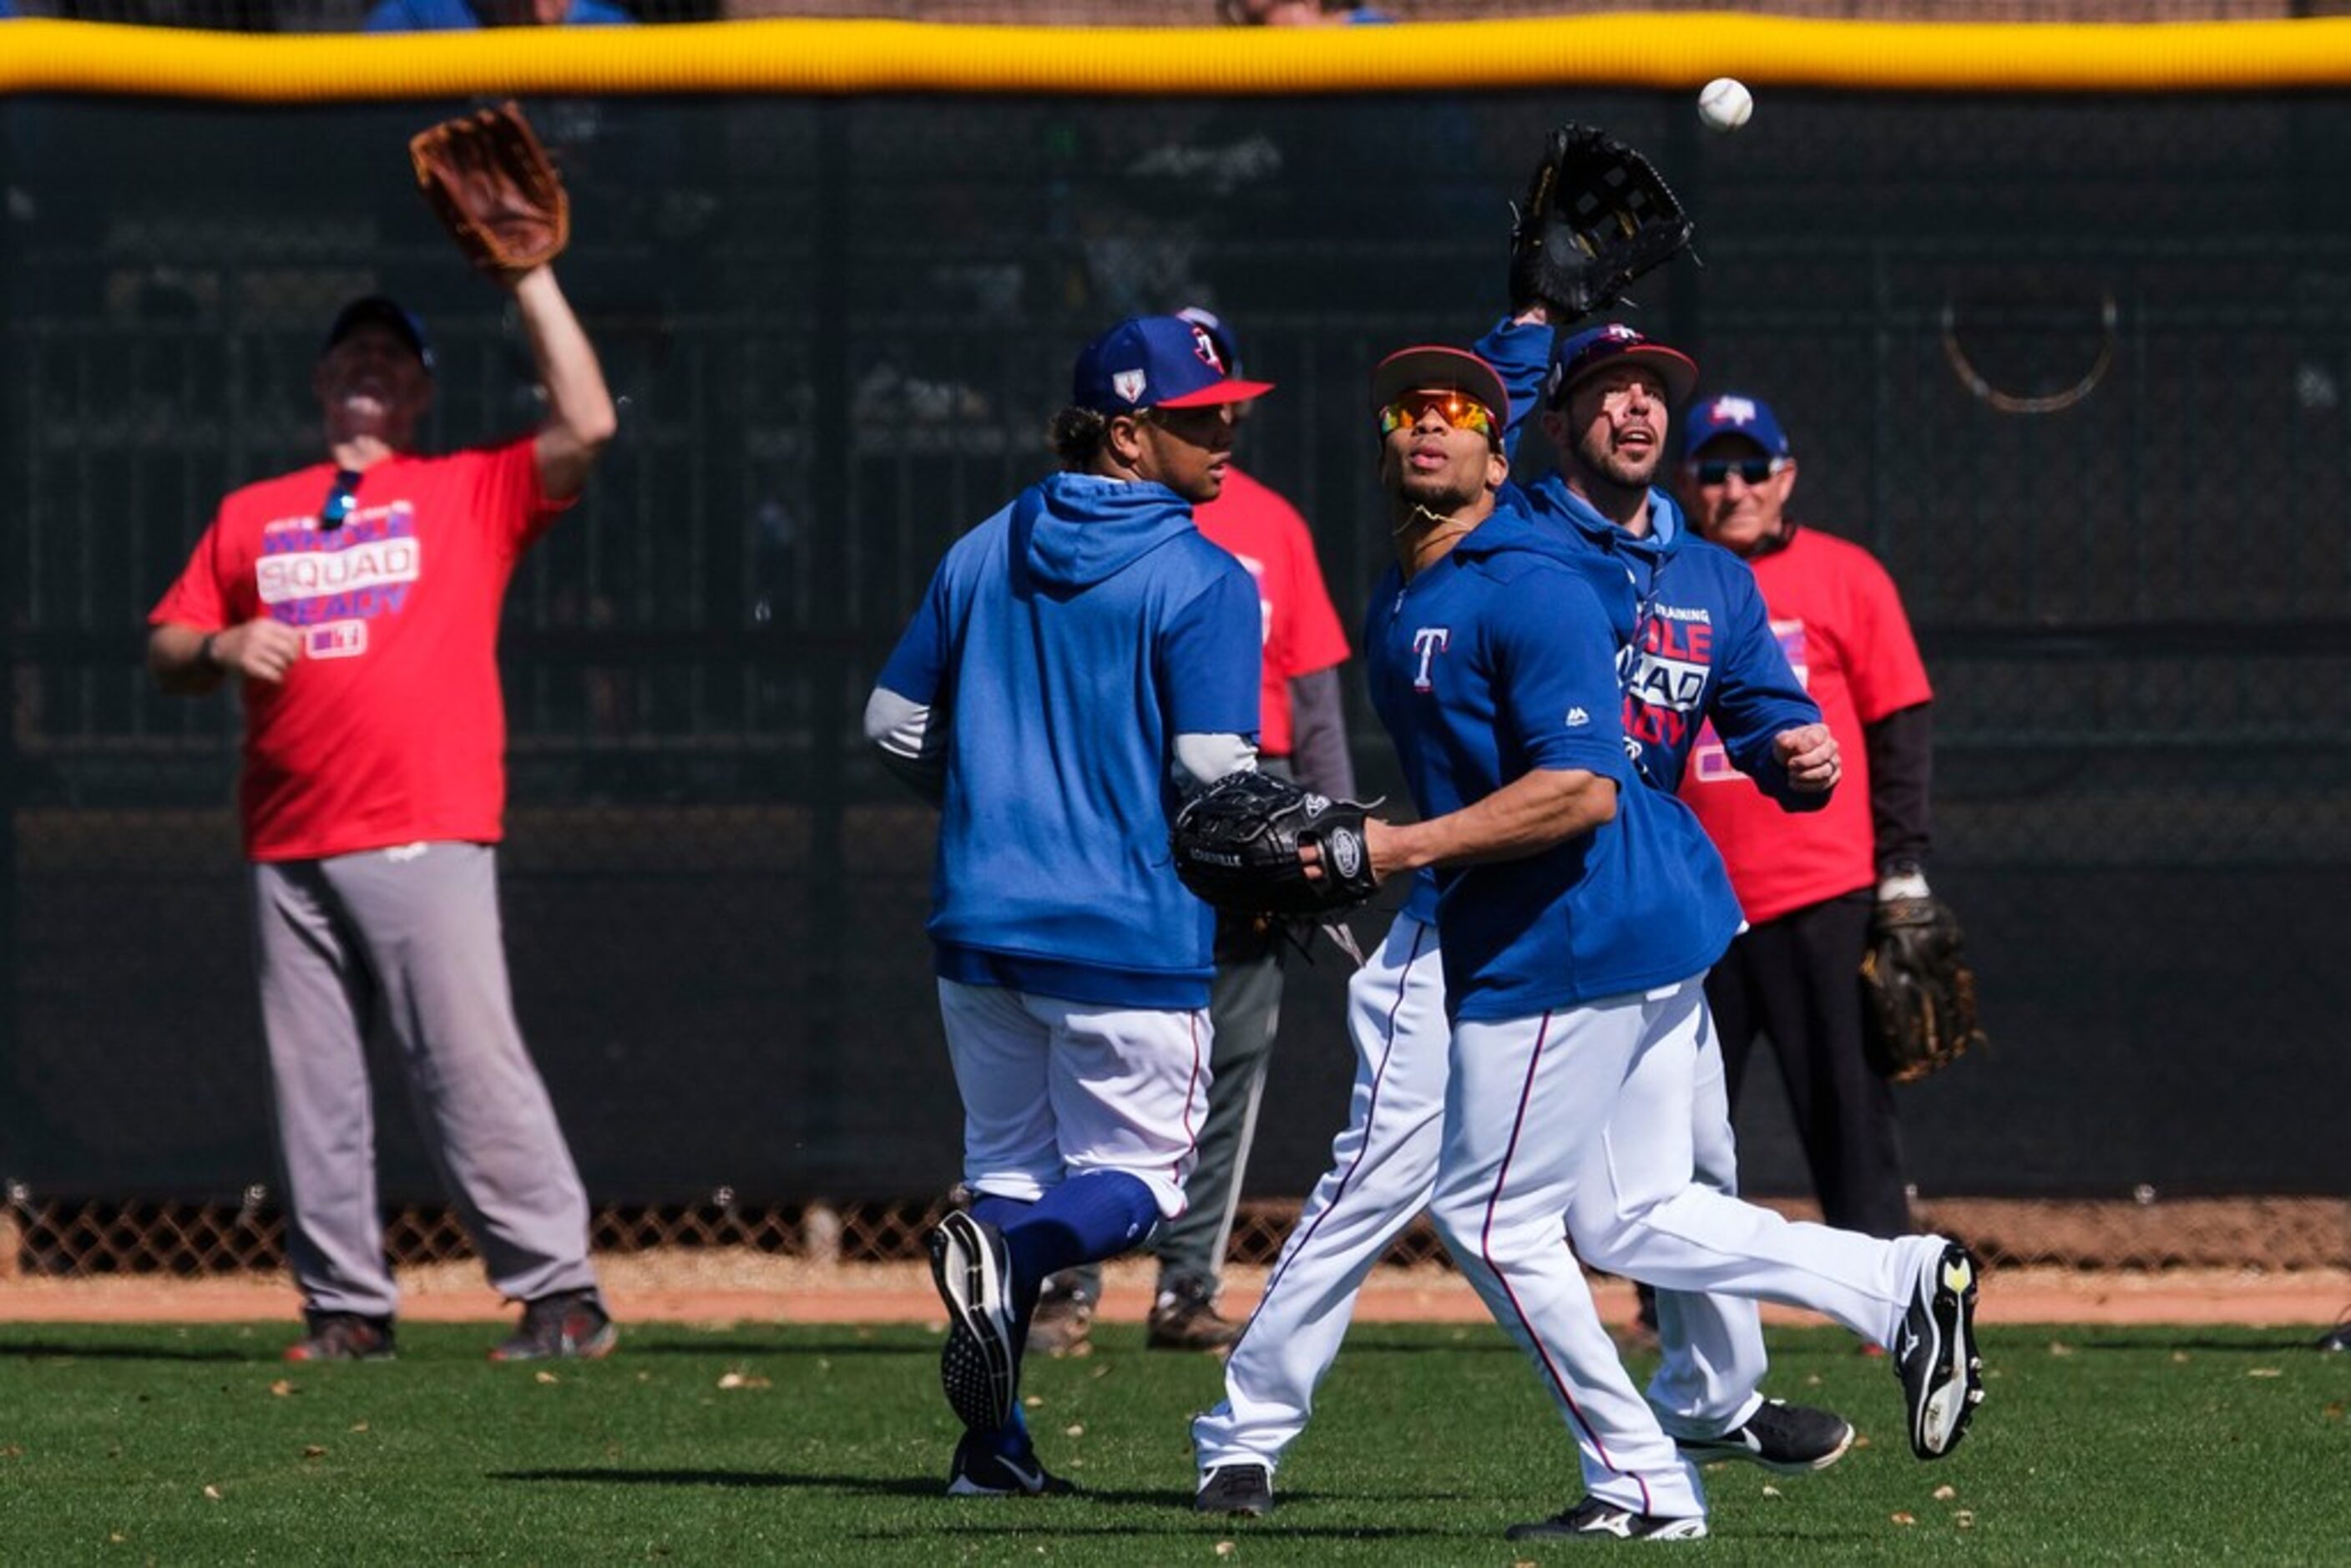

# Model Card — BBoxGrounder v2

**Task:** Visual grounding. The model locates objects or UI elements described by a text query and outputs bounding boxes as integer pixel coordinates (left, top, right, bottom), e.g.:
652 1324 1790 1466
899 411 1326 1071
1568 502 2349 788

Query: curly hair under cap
1049 404 1113 468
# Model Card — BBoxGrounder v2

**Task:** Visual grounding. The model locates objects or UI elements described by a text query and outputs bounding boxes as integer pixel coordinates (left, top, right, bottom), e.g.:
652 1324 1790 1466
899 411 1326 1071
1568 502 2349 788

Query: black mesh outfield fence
2 29 2348 1278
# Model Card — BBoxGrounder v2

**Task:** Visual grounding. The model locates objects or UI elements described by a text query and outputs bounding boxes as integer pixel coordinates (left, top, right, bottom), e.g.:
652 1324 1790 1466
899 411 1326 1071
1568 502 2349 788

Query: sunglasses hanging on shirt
319 468 362 531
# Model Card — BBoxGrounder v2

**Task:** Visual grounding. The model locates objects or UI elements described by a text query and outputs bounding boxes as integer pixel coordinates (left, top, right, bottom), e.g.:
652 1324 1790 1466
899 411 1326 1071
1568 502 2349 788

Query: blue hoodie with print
1474 317 1823 799
1368 507 1743 1019
876 472 1261 1010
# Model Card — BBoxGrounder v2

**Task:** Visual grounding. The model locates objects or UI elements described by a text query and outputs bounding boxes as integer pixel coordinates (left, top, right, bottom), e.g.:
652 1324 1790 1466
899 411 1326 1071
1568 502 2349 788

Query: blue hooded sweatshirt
876 472 1261 1010
1365 508 1744 1021
1475 317 1823 799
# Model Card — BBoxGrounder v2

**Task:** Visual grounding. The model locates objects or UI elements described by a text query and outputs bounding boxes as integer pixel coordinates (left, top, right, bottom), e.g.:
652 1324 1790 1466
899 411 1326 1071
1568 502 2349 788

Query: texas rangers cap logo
1707 395 1759 426
1111 369 1148 405
1190 323 1227 373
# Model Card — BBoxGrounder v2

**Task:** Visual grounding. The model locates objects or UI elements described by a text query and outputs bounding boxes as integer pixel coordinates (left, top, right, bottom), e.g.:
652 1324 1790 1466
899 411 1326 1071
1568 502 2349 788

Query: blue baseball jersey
1366 510 1744 1021
877 472 1261 1010
1476 317 1824 797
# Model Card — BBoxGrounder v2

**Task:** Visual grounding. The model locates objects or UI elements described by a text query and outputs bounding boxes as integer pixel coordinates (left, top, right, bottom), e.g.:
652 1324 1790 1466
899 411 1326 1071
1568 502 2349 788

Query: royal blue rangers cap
323 296 436 375
1073 315 1274 415
1369 345 1510 431
1545 322 1697 410
1681 391 1792 459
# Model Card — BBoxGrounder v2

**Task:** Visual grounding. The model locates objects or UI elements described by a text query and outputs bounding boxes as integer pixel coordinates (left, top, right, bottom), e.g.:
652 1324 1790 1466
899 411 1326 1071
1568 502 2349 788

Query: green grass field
1 1320 2343 1564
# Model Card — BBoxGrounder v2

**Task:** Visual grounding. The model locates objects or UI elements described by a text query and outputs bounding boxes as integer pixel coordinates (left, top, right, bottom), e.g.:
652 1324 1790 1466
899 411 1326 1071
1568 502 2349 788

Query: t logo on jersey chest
1411 627 1451 692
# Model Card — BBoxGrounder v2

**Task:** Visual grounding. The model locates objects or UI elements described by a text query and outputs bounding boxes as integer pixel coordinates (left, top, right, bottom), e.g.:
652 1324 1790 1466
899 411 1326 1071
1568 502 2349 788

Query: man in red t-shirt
1029 308 1358 1354
1676 392 1935 1241
147 251 619 1363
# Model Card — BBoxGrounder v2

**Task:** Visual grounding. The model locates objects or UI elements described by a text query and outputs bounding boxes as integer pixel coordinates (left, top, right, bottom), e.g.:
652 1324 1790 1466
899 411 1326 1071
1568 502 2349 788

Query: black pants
1706 892 1912 1239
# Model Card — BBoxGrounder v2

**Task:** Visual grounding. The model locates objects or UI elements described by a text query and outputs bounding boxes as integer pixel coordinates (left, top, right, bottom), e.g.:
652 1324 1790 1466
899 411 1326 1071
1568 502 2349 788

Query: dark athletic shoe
945 1429 1074 1497
1026 1276 1096 1358
1147 1277 1243 1352
2318 1315 2350 1353
284 1311 396 1363
488 1289 618 1363
1196 1462 1274 1518
1895 1241 1984 1459
1505 1496 1707 1542
929 1211 1018 1432
1677 1399 1855 1474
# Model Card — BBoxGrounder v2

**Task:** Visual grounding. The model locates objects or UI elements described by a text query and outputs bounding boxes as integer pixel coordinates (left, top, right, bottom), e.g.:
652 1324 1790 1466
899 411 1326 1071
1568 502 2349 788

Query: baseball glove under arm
409 101 570 282
1858 895 1987 1084
1170 771 1383 919
1508 124 1696 323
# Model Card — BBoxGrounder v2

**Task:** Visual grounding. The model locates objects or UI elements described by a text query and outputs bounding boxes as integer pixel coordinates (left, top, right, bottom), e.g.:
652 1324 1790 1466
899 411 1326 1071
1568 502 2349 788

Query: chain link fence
3 84 2346 1287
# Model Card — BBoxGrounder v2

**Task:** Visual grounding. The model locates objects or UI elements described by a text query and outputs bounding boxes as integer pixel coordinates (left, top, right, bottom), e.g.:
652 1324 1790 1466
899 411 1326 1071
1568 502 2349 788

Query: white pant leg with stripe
1567 977 1942 1399
1432 999 1707 1521
1194 913 1450 1473
937 979 1211 1222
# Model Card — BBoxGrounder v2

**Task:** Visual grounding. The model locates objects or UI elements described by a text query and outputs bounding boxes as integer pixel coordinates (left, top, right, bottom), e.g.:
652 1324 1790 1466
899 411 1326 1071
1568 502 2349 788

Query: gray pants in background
253 843 599 1319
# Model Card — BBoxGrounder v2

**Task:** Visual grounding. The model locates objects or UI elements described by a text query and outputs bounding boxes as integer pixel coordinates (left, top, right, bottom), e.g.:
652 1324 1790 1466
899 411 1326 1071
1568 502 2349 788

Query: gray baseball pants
252 842 599 1319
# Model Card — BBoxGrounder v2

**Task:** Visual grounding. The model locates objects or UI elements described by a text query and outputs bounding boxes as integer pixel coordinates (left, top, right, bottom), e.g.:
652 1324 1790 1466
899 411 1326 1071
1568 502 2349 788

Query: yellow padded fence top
7 13 2351 101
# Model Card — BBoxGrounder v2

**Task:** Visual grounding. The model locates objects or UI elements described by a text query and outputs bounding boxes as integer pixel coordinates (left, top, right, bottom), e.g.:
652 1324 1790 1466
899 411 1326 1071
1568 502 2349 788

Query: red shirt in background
1191 464 1352 756
1682 526 1932 924
149 438 565 862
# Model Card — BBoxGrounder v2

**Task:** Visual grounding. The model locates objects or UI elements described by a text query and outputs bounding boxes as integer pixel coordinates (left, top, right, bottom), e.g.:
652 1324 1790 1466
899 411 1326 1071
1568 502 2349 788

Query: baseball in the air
1697 77 1755 134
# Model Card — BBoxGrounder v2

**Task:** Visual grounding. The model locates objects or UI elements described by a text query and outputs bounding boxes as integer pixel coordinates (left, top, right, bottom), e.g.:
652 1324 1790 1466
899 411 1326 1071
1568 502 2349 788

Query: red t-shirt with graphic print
1681 526 1931 924
1191 465 1352 757
149 438 565 862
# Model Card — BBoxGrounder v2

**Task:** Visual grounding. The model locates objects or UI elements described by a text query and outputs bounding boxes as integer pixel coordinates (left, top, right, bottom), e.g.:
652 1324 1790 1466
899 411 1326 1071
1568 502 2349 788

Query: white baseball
1698 77 1754 134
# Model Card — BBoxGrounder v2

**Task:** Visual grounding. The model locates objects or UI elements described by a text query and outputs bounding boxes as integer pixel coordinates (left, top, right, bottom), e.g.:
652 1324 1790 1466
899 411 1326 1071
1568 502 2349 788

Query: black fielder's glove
1171 771 1382 919
1508 124 1696 322
1858 896 1988 1084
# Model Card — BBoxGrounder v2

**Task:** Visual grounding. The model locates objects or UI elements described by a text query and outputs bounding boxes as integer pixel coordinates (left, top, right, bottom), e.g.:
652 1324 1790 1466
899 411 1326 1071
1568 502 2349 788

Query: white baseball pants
1197 913 1940 1490
936 979 1211 1221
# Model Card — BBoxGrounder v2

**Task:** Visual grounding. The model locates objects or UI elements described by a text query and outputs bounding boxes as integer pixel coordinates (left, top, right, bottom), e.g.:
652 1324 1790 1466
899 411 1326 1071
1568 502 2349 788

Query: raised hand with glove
1508 124 1696 324
410 100 570 284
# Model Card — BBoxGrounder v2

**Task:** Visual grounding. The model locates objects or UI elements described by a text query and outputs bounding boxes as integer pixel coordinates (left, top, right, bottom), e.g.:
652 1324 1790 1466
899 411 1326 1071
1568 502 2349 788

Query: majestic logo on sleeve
1410 627 1451 692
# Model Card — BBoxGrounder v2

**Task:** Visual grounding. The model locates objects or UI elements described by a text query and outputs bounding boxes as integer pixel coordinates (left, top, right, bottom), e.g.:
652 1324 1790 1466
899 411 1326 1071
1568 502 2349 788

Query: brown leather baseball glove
1858 895 1988 1084
409 101 569 282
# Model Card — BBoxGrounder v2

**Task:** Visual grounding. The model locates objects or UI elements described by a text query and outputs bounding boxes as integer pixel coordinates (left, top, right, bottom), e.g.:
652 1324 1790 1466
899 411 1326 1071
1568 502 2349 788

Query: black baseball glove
1858 896 1987 1084
1508 124 1696 322
1171 771 1382 919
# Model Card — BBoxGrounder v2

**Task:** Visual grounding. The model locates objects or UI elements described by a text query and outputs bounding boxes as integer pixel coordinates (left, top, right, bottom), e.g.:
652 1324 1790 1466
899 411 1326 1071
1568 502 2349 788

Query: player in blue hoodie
867 316 1268 1497
1197 341 1983 1535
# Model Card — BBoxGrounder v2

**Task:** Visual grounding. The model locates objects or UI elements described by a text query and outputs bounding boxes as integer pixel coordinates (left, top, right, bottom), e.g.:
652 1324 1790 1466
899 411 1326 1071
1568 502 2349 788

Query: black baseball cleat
1676 1399 1855 1473
1895 1240 1985 1459
2318 1316 2350 1353
945 1429 1074 1498
1196 1462 1274 1518
929 1211 1019 1433
1505 1497 1707 1542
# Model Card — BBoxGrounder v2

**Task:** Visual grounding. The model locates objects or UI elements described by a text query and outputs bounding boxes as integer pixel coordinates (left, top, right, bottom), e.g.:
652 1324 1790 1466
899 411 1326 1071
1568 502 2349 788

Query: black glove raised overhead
1171 771 1382 919
1508 124 1696 322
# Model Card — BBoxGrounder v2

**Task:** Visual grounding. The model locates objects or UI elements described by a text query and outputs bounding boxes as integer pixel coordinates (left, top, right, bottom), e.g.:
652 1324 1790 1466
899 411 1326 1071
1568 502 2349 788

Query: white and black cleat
929 1210 1018 1433
1505 1496 1707 1542
1676 1399 1855 1474
1896 1240 1985 1459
